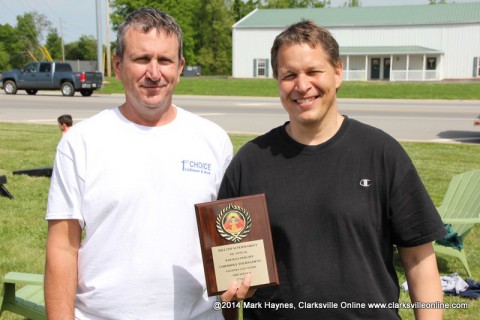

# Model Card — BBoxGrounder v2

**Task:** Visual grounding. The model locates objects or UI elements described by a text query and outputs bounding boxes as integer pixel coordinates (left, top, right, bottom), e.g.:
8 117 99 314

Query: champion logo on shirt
181 160 212 175
359 179 372 187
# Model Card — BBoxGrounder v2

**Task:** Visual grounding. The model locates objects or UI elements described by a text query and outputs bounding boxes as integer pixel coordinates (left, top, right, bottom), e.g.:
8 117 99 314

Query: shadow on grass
437 130 480 144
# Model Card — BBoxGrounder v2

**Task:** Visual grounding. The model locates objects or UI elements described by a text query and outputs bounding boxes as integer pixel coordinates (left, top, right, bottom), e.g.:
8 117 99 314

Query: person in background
218 20 445 320
45 8 248 320
57 114 72 135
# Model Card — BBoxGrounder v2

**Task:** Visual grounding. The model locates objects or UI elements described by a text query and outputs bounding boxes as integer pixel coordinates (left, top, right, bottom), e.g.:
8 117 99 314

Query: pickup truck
0 61 103 96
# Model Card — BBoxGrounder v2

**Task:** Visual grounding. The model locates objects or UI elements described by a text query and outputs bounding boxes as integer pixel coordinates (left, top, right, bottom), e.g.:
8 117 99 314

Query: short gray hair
115 8 183 62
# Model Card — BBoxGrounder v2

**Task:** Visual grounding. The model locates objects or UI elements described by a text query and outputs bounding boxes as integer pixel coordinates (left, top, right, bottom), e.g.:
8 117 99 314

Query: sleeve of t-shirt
46 141 85 227
389 165 446 247
218 162 239 200
218 143 246 201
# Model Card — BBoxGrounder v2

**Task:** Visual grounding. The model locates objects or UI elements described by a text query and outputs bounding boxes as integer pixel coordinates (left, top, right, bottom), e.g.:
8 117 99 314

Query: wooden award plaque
195 194 279 296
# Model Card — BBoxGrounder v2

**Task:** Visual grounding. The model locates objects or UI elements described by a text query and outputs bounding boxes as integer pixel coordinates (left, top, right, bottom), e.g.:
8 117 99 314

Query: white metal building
232 3 480 81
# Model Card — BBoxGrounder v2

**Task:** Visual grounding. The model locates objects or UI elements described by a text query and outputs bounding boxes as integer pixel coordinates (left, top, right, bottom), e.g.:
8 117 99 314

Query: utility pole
106 0 111 77
96 0 104 76
60 19 65 62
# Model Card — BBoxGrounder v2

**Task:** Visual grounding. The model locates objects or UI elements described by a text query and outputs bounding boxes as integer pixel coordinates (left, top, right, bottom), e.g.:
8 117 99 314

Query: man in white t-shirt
45 8 249 320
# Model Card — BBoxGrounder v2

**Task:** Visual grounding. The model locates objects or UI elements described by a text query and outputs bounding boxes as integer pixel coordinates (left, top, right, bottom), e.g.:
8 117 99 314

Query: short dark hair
57 114 73 127
271 20 341 79
115 8 183 62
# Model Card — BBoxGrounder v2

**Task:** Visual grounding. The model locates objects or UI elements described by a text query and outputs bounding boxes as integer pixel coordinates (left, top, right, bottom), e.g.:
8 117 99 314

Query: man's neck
287 114 344 146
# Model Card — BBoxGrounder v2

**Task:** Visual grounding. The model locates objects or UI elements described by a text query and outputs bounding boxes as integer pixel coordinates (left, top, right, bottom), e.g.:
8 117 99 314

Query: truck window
24 63 37 73
40 63 51 73
55 64 73 72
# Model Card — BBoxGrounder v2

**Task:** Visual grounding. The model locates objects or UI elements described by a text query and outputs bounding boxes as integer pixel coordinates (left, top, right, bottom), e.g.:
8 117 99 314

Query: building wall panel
233 22 480 80
233 29 279 78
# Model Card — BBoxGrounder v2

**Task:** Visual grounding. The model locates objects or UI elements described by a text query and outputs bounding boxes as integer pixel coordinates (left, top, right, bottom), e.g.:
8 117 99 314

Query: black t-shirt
218 117 445 320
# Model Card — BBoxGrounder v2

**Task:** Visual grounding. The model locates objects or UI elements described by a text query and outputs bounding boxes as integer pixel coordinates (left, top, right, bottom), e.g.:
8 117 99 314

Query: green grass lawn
1 122 479 319
99 76 480 100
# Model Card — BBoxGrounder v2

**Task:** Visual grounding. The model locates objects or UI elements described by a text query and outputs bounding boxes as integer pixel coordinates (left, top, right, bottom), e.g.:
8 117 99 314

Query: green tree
196 0 235 75
15 11 51 63
343 0 361 6
0 12 51 69
154 0 200 66
110 0 146 28
46 29 63 61
0 24 19 70
261 0 326 8
65 35 97 60
231 0 259 21
0 42 10 71
429 0 448 4
108 0 327 76
110 0 200 66
76 35 98 60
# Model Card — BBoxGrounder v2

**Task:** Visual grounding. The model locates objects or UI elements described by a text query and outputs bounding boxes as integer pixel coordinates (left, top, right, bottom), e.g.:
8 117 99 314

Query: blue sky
0 0 478 44
0 0 113 44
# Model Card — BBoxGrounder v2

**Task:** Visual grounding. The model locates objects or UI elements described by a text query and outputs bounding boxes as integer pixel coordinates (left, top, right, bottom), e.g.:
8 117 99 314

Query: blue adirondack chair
0 272 46 320
433 169 480 278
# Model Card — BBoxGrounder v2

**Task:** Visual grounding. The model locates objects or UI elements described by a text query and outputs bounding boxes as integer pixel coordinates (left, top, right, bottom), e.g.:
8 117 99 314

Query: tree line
0 10 101 73
0 0 335 75
1 0 446 75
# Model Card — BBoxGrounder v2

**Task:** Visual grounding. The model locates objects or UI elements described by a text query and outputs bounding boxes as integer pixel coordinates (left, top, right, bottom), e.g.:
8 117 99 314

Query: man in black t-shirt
218 20 445 320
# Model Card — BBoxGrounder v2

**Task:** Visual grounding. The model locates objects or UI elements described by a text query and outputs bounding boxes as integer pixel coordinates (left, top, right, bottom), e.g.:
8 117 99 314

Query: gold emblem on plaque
216 204 252 242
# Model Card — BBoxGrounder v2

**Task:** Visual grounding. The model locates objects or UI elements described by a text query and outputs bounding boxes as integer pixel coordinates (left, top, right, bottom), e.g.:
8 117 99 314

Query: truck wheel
80 90 93 97
61 82 75 96
26 89 38 95
4 80 17 94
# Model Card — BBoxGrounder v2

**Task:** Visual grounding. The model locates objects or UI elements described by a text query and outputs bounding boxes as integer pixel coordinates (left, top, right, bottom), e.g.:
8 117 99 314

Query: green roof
340 46 443 55
234 3 480 28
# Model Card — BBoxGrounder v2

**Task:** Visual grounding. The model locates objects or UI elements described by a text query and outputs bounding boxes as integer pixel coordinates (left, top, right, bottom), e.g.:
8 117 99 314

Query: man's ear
335 60 343 90
177 57 185 80
113 53 122 80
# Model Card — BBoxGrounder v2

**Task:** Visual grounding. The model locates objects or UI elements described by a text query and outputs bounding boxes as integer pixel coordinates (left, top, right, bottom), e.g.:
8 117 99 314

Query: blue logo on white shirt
181 160 212 175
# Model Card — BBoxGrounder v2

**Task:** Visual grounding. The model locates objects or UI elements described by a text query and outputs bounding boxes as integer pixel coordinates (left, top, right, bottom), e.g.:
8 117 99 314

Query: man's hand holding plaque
195 194 279 297
221 273 254 302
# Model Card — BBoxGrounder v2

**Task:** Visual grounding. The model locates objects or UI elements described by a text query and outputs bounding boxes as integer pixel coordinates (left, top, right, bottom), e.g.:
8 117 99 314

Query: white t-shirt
47 106 232 320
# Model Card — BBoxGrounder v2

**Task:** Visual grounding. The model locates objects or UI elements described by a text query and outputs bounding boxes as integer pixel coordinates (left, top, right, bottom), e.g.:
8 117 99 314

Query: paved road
0 91 479 143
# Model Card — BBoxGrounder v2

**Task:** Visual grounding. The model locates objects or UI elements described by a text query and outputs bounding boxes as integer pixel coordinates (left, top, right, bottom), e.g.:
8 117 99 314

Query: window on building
426 57 437 70
254 59 269 77
475 57 480 77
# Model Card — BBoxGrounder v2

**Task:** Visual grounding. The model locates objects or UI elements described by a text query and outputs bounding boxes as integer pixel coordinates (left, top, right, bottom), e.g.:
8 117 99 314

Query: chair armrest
442 216 480 225
3 272 44 286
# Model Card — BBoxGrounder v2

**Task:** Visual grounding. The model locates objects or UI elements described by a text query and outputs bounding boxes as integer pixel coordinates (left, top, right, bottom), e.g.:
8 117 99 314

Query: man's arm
45 219 82 320
398 243 443 320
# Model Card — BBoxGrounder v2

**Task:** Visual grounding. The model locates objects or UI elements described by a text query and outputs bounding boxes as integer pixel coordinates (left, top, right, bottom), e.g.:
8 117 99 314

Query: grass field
98 76 480 100
0 121 479 319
